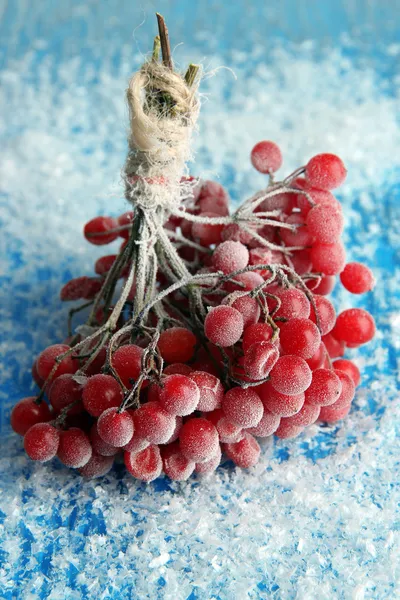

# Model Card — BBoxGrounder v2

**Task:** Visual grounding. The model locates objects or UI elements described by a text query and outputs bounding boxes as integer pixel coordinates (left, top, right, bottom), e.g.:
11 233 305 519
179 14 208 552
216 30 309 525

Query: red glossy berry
11 397 52 436
306 343 326 371
281 402 320 427
242 323 274 353
306 204 344 244
157 327 197 364
221 222 254 245
333 359 361 387
273 288 310 320
24 423 60 462
247 409 280 437
179 418 219 462
32 360 44 387
319 403 351 423
97 407 134 447
310 241 346 275
270 355 312 395
132 401 176 444
275 421 304 439
195 445 222 474
95 255 118 276
90 424 120 456
222 387 263 428
48 374 84 415
192 212 224 246
112 344 143 388
257 380 305 417
288 249 313 275
123 435 149 454
79 453 114 478
216 417 244 443
165 416 183 444
57 428 92 468
340 262 375 294
296 186 338 217
224 271 264 294
305 153 347 190
190 371 223 412
322 333 345 358
124 445 162 482
212 241 249 274
329 370 355 411
117 211 134 240
198 180 229 215
281 213 313 247
82 374 123 417
333 308 375 345
36 344 78 381
60 276 94 301
251 141 283 174
204 305 244 347
222 293 261 329
223 433 260 468
159 374 200 416
309 295 336 336
84 216 118 246
161 442 195 481
304 368 342 406
306 275 336 296
280 318 321 359
244 341 279 380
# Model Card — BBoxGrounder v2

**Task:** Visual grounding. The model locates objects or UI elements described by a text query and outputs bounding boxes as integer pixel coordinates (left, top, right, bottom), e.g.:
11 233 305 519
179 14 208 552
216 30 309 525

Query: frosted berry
11 397 52 436
192 212 224 246
223 433 261 468
198 180 229 216
82 374 123 417
275 421 304 439
306 275 336 296
309 295 336 336
164 363 194 376
280 403 320 428
305 153 347 190
322 333 345 358
157 327 197 363
244 341 279 380
247 409 280 437
269 355 312 395
272 288 310 320
212 241 249 274
333 308 375 345
95 254 118 276
97 407 134 447
179 418 219 462
224 271 264 293
123 435 149 454
159 374 200 416
222 293 260 329
112 344 143 388
222 387 263 428
48 374 84 415
319 403 351 423
190 371 223 412
161 442 195 481
165 416 183 444
257 380 305 417
57 428 92 468
79 453 114 478
36 344 78 381
279 318 321 359
310 241 346 276
242 323 274 353
84 216 119 245
333 359 361 387
195 445 222 474
305 369 342 407
204 305 244 347
124 445 162 482
251 141 283 174
280 213 313 247
306 204 344 244
306 343 326 371
329 370 355 411
132 401 176 444
24 423 60 462
340 262 375 294
89 424 119 457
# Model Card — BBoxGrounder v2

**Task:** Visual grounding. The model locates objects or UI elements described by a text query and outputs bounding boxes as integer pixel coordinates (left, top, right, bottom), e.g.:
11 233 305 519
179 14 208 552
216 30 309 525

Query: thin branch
156 13 173 69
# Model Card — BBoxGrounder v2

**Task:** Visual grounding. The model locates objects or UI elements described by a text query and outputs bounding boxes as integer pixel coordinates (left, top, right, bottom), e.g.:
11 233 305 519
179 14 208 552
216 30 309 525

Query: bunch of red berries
10 142 376 481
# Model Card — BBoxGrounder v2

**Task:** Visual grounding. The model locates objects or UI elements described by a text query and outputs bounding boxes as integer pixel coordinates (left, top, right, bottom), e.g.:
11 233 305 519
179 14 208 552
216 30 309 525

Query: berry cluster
10 139 376 482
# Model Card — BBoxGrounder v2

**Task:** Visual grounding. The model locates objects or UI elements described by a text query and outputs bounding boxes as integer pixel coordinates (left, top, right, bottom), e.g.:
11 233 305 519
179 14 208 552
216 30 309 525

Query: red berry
222 223 254 245
333 308 375 345
212 241 249 274
288 249 313 275
270 355 312 395
11 397 52 436
112 345 143 388
272 288 310 320
281 402 320 427
179 418 219 462
123 435 149 454
306 343 326 371
310 241 346 275
322 334 345 358
333 359 361 387
297 186 338 217
195 445 222 474
24 423 60 462
79 453 114 478
305 153 347 190
157 327 197 363
257 380 305 417
279 318 321 359
48 374 84 415
164 363 194 376
340 263 375 294
189 371 223 412
306 204 344 244
125 445 163 482
329 370 355 411
242 323 274 353
89 424 120 456
244 341 279 380
159 374 200 416
224 271 264 293
223 433 260 468
280 213 313 247
82 374 123 417
198 180 229 216
216 417 244 443
161 442 195 481
222 293 261 329
192 212 224 246
60 276 93 301
32 360 44 387
275 421 304 439
95 255 118 276
309 295 336 336
117 211 134 240
319 403 351 423
36 344 78 381
304 368 342 406
222 387 263 428
247 409 280 437
84 216 118 245
97 407 134 447
306 275 336 296
132 401 176 444
57 428 92 468
204 305 244 347
251 141 283 174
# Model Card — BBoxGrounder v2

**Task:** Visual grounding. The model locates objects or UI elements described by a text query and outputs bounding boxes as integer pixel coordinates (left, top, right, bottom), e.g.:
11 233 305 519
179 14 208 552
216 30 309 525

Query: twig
156 13 173 69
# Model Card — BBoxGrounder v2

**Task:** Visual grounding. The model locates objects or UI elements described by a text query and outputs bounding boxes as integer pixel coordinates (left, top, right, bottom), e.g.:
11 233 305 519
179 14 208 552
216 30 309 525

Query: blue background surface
0 1 399 599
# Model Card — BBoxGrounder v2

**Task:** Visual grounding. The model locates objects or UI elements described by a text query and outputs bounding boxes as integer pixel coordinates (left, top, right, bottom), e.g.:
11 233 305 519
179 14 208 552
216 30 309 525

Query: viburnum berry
304 369 341 407
190 371 223 412
79 453 114 478
319 403 351 423
123 435 149 454
117 211 134 240
310 241 346 276
11 397 52 436
280 213 314 247
224 271 264 293
157 327 197 363
60 276 97 301
204 305 244 347
340 262 375 294
333 359 361 387
306 275 336 296
306 343 326 371
132 401 176 444
90 424 120 456
124 445 162 482
250 141 283 174
322 333 345 358
280 402 320 427
221 222 254 245
57 428 92 468
275 421 304 439
305 153 347 190
179 417 219 462
333 308 376 345
306 204 344 244
48 374 84 415
288 249 313 275
161 442 195 481
279 318 321 359
95 255 118 276
32 360 44 387
272 288 310 320
223 433 260 468
159 374 200 416
296 185 338 217
197 180 230 216
212 240 249 274
242 322 274 353
269 355 312 395
82 374 123 417
257 380 305 417
222 293 261 329
195 445 222 474
247 409 280 437
329 370 355 411
24 423 60 462
111 344 143 388
36 344 78 381
191 212 224 246
243 341 279 380
309 295 336 336
222 387 263 428
97 407 134 447
164 363 193 376
84 216 119 245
